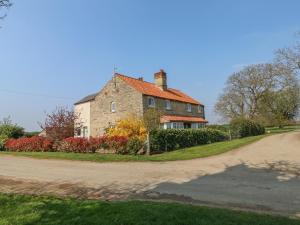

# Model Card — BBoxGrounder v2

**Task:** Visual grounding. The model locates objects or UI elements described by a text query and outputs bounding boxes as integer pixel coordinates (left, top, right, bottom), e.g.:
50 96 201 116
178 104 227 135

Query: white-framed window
191 123 205 129
111 101 116 112
186 103 192 112
165 100 171 110
164 122 172 129
148 97 155 108
82 126 88 137
198 105 203 114
172 122 184 129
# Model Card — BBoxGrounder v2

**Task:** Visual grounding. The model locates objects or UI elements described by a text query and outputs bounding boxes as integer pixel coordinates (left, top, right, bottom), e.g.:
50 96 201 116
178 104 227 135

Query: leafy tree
39 107 82 141
0 117 24 138
259 88 300 127
215 63 300 127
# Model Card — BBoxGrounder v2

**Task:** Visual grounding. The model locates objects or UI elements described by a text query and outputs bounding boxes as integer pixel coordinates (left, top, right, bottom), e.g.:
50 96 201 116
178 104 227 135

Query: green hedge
230 118 265 138
150 128 229 152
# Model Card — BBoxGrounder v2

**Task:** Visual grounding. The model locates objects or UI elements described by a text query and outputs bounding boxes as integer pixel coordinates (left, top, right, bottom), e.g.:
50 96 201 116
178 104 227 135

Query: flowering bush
107 117 147 141
5 136 54 152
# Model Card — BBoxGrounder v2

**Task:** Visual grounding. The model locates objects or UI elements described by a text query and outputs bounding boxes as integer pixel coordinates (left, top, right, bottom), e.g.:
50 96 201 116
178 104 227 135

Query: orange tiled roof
116 74 202 105
161 115 208 123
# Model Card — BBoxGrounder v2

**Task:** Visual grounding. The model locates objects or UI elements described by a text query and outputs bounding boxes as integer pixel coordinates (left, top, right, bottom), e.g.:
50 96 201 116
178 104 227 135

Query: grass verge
0 126 298 163
0 193 299 225
0 135 265 162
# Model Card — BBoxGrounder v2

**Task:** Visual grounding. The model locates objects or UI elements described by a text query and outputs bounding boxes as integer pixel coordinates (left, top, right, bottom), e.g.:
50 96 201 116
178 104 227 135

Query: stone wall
90 77 143 136
142 95 205 118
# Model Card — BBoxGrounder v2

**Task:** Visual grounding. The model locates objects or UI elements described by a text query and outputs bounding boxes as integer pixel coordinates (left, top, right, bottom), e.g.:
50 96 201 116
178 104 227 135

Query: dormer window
148 97 155 108
198 105 203 114
111 101 116 112
186 103 192 112
165 100 171 110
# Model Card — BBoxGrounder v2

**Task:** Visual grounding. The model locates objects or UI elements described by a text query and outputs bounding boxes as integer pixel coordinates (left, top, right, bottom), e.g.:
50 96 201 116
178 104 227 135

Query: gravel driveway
0 131 299 216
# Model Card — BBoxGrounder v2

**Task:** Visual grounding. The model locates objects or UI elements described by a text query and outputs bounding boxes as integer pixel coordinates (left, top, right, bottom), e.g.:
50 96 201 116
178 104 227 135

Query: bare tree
215 63 300 126
0 0 12 19
275 32 300 73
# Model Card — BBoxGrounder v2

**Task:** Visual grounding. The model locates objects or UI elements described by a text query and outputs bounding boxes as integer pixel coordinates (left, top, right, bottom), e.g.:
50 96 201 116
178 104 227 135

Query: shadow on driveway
141 161 300 217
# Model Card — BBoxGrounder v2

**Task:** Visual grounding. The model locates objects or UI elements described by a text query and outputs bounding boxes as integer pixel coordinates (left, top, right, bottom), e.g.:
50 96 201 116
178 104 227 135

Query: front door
184 123 191 129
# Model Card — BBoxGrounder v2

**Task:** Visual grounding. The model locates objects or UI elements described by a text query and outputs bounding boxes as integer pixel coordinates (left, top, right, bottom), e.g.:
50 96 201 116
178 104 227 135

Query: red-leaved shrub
5 136 54 152
57 137 94 153
97 136 128 154
107 136 128 154
5 135 129 154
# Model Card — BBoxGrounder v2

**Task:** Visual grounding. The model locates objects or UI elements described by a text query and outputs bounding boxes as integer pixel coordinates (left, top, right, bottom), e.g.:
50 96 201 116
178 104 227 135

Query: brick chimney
154 69 167 90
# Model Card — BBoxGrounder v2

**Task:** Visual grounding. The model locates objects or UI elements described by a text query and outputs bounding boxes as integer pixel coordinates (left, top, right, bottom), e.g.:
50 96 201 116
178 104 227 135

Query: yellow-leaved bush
107 117 147 141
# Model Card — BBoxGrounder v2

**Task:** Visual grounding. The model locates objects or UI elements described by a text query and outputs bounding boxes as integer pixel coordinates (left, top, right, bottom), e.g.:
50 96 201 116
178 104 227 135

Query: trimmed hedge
150 128 229 152
230 118 265 138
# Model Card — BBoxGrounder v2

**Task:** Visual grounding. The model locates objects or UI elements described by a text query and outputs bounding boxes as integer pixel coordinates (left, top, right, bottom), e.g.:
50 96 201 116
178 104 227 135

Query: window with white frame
148 97 155 107
111 101 116 112
165 100 171 110
164 122 172 129
186 103 192 112
198 105 203 114
82 126 88 137
172 122 184 129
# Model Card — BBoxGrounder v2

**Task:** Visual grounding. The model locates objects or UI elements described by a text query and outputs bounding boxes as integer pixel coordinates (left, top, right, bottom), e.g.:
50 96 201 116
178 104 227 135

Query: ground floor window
162 122 205 129
82 126 88 137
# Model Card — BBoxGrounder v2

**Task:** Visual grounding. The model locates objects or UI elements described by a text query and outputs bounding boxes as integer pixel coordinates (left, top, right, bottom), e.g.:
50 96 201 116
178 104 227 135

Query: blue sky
1 0 300 131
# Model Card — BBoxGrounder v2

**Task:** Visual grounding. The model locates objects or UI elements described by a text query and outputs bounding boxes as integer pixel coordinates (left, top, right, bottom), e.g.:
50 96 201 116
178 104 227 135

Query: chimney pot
154 69 167 90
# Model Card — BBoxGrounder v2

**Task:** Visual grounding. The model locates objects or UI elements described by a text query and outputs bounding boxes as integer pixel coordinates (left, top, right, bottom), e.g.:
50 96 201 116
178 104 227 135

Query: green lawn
1 125 298 163
0 193 299 225
266 125 300 134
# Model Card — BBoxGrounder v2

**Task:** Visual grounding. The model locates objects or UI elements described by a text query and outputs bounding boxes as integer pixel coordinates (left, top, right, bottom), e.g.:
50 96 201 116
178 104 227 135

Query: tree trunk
146 132 150 155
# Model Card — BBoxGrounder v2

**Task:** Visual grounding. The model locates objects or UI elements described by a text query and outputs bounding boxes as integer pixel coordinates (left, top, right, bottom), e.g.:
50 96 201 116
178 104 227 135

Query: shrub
24 132 40 138
57 137 95 153
230 117 265 138
0 117 24 139
150 128 229 152
0 134 8 151
126 137 145 155
101 136 129 154
206 124 229 133
5 137 54 152
107 117 147 141
87 136 129 154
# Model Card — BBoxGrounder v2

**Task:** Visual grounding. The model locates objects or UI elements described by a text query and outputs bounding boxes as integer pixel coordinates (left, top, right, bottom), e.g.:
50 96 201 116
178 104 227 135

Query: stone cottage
74 70 207 137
